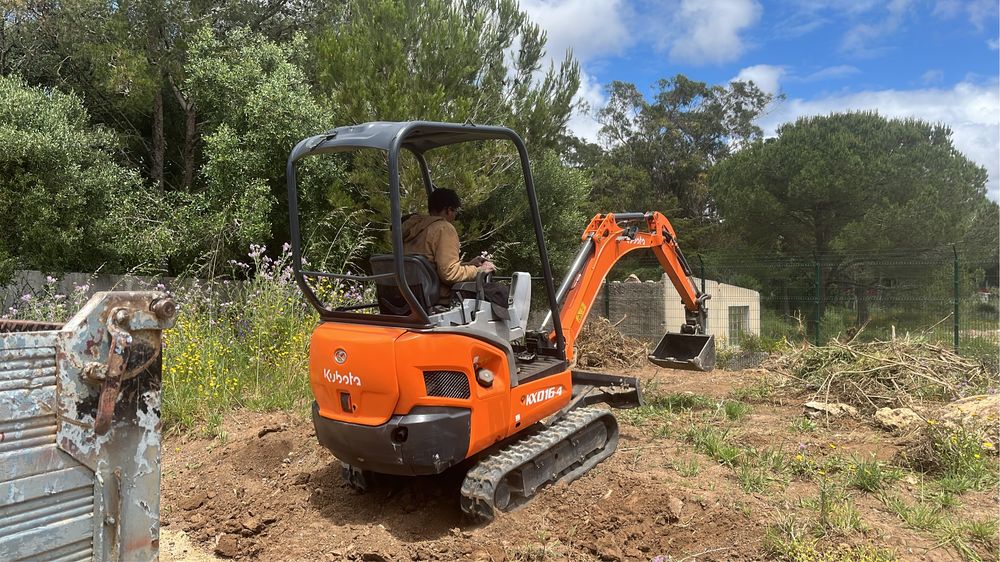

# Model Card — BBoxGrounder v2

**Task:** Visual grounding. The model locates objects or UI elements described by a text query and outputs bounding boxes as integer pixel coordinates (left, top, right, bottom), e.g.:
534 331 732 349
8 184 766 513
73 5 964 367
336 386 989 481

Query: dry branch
574 316 649 370
767 336 997 412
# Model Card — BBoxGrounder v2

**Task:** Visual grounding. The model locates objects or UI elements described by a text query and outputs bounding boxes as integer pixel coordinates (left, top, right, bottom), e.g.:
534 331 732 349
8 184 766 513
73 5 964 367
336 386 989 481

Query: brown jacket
401 214 478 289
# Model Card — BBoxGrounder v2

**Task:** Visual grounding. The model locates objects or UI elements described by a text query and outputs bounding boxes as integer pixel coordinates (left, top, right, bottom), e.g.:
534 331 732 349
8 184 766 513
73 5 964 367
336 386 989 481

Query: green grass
763 513 895 562
684 425 740 466
722 400 753 421
849 455 902 493
736 464 768 493
891 480 999 560
963 518 999 550
729 378 776 402
912 425 999 493
162 278 315 431
619 391 716 427
791 417 818 432
671 457 702 477
159 248 359 432
649 391 716 411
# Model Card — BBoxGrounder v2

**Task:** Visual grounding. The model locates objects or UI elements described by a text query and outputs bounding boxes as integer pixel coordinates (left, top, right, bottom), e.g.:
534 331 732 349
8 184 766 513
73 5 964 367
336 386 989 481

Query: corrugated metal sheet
0 292 175 562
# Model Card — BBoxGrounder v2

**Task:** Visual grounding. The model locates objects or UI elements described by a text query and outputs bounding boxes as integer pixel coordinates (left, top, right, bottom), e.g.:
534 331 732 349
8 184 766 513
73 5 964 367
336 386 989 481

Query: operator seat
369 254 441 315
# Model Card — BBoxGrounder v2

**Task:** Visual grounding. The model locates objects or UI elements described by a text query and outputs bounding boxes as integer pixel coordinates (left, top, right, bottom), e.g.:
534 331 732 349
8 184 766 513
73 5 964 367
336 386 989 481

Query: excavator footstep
648 332 716 371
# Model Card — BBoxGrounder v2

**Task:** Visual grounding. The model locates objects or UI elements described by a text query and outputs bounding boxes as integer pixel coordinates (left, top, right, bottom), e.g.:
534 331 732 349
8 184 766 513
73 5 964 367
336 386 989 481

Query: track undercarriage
339 372 642 520
459 407 618 520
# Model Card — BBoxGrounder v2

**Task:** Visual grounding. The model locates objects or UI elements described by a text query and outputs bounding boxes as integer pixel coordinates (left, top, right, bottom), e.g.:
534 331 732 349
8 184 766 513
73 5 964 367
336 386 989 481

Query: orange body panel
508 371 572 434
311 322 570 459
309 323 406 425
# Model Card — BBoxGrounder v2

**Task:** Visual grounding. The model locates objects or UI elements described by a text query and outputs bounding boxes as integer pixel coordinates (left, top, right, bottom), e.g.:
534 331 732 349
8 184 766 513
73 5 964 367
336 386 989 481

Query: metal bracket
93 308 132 435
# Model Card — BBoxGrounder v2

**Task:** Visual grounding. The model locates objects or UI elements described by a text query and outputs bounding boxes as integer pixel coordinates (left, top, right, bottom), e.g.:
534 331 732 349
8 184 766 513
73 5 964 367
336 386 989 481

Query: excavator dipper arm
545 212 710 365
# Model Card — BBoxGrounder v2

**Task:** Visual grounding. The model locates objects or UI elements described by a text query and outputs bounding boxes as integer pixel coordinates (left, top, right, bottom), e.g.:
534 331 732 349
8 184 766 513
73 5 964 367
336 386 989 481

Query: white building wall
589 275 761 346
663 276 760 346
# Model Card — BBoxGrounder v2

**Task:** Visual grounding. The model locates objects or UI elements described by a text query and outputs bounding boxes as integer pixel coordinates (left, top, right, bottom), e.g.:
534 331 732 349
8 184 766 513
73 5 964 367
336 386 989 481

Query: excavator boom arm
550 212 707 362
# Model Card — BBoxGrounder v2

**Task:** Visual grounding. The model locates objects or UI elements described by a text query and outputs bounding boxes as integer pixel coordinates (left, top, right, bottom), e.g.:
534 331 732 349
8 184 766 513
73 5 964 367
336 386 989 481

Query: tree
465 150 591 275
710 112 990 324
591 75 773 221
0 75 167 277
172 26 341 274
312 0 581 243
4 0 340 193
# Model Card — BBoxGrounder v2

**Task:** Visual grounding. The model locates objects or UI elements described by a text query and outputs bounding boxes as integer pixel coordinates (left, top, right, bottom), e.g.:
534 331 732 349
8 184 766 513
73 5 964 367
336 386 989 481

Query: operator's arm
429 222 478 284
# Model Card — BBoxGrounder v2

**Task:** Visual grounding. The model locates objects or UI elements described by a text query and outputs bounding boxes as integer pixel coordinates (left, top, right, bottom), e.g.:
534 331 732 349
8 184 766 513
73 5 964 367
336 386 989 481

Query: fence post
813 257 821 346
698 254 706 295
953 245 960 354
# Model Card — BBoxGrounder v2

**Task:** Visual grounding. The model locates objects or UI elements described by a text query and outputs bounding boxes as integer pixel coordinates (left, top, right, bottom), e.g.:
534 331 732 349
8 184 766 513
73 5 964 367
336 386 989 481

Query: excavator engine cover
648 333 716 371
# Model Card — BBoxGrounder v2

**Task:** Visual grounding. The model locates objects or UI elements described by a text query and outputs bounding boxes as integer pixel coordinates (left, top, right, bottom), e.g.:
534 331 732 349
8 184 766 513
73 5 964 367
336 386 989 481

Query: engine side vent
423 370 471 399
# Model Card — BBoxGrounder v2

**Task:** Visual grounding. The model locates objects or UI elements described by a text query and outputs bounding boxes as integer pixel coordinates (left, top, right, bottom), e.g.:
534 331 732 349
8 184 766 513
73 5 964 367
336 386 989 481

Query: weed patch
684 425 740 466
904 425 998 492
849 455 902 493
729 378 776 402
722 400 752 421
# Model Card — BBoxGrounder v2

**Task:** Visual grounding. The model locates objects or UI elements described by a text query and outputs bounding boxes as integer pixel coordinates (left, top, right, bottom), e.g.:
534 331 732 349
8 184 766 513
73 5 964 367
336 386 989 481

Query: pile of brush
768 335 996 413
574 316 649 370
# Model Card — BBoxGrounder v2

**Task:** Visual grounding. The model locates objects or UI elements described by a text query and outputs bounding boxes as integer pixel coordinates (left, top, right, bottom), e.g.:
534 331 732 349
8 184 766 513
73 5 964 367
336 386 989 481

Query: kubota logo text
524 386 563 405
324 369 361 387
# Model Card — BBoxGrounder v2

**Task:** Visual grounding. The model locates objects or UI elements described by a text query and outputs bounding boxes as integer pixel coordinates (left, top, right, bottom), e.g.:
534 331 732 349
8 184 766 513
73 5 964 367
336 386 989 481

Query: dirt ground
160 366 998 561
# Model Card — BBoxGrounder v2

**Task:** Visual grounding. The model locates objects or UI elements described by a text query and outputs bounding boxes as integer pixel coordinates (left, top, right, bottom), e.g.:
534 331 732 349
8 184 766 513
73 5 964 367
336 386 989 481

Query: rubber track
460 407 617 520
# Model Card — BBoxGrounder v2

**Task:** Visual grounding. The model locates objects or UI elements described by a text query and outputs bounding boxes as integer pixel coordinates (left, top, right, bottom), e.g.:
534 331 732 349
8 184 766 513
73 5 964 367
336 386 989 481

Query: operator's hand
478 261 497 274
467 255 487 267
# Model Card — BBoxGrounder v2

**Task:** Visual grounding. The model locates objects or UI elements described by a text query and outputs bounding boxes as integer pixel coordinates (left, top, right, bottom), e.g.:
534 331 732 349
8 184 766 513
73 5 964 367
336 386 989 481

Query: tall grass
162 244 358 433
4 244 363 435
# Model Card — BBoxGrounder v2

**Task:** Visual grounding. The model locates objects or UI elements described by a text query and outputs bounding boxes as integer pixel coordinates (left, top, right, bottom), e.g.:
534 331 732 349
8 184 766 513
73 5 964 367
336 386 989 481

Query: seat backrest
508 271 531 332
369 254 441 314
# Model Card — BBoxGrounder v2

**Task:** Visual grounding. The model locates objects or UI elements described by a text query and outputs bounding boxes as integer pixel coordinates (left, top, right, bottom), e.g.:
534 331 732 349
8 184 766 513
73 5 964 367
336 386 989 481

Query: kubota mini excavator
286 121 715 519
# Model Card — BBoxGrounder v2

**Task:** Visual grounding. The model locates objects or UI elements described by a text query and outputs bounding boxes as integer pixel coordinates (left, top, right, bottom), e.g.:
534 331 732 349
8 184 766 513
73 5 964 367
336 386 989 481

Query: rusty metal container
0 292 176 562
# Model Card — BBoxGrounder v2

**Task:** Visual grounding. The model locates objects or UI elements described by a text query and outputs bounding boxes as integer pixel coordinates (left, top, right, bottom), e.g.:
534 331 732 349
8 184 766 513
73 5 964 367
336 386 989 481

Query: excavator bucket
648 333 716 371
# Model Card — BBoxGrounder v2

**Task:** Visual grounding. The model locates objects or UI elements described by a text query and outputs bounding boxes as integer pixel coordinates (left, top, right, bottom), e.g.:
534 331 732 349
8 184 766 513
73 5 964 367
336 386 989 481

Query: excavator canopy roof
288 121 518 162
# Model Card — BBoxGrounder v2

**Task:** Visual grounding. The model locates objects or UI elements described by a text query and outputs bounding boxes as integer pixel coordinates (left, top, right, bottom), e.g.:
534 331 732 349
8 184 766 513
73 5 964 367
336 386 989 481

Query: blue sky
520 0 1000 199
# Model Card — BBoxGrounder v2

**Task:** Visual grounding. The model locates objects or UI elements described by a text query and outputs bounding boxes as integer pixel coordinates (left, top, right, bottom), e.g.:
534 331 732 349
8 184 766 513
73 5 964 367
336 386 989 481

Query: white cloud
519 0 633 62
934 0 999 31
841 0 915 57
921 69 944 84
989 38 999 50
732 65 786 95
802 65 861 81
759 80 1000 201
667 0 762 65
567 70 607 143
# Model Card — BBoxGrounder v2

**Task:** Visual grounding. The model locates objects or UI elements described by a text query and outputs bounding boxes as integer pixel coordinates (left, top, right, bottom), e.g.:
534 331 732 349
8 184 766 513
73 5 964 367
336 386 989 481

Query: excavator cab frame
286 121 567 357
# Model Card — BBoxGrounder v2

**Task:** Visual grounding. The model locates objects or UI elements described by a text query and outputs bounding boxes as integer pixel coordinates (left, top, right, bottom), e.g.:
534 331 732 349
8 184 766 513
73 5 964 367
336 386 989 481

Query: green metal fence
594 248 999 369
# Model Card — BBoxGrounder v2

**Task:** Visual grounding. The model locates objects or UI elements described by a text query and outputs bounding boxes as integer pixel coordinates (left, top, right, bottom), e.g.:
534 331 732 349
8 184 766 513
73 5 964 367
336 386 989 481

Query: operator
401 188 496 303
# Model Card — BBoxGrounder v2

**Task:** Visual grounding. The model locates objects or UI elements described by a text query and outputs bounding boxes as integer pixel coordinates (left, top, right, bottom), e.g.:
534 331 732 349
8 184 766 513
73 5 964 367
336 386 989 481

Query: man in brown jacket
402 188 496 302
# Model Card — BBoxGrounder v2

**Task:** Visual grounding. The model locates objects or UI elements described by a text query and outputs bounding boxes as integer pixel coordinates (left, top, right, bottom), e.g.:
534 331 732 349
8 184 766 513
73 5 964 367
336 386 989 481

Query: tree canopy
711 112 989 259
0 75 161 275
0 0 994 287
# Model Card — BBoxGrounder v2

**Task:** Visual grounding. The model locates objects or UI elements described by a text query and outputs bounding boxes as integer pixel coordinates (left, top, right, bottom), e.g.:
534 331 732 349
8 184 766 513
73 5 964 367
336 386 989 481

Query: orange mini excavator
286 121 715 519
